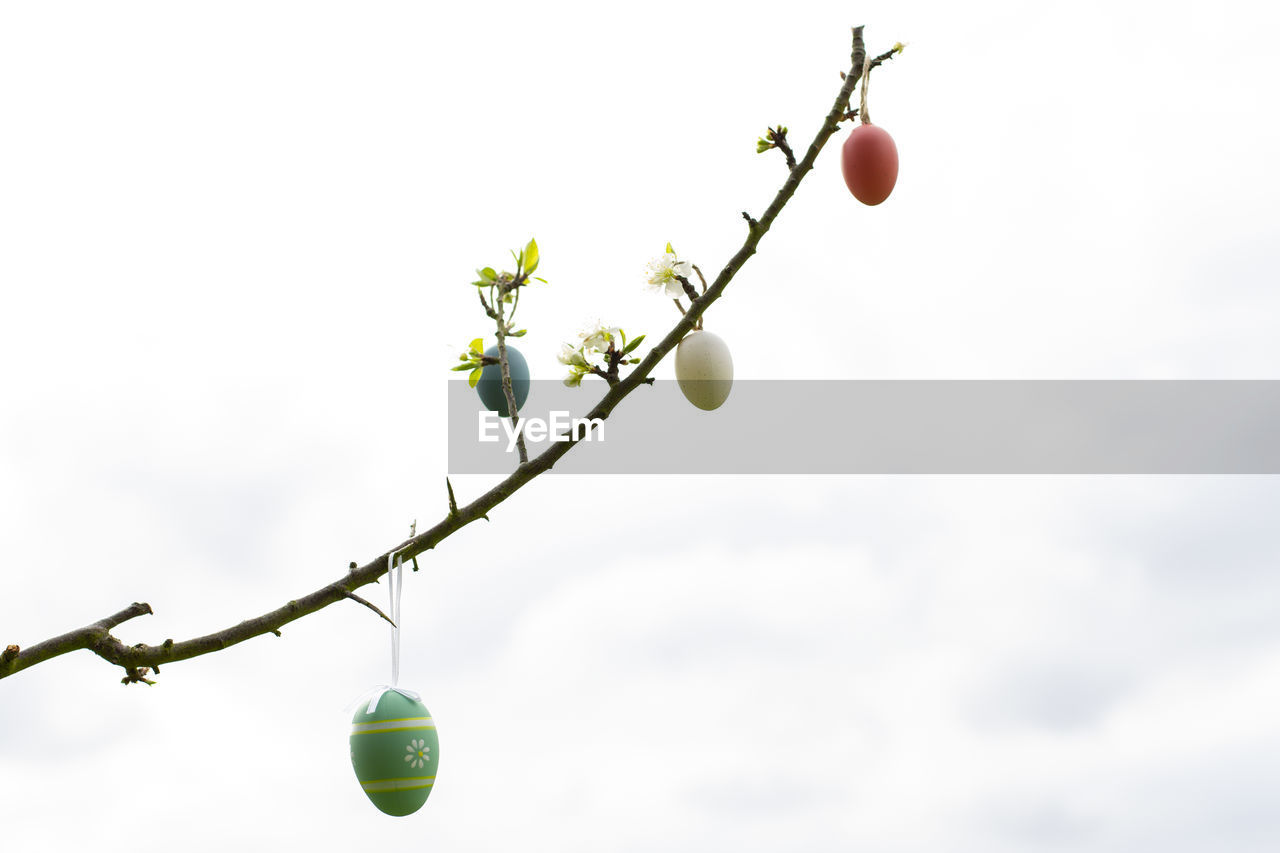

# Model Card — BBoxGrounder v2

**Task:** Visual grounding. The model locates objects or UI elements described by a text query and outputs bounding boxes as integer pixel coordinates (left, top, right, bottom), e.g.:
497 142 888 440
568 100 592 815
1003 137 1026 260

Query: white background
3 2 1279 850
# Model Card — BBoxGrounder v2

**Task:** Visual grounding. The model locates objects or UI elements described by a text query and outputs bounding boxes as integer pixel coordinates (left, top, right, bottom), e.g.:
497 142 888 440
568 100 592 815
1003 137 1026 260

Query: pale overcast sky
3 1 1280 851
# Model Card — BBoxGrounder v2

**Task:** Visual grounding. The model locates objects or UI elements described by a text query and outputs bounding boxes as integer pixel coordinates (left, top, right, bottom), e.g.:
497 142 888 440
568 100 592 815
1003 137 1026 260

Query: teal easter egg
349 690 439 817
475 345 530 416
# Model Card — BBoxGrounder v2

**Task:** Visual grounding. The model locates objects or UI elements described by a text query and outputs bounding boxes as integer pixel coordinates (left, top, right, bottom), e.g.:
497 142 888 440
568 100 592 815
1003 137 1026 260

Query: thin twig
330 585 396 627
691 265 708 330
768 126 797 170
692 265 708 294
493 282 528 464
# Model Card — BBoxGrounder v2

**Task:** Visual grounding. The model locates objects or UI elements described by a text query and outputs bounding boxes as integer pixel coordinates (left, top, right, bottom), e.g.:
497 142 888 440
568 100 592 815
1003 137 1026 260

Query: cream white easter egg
674 330 733 411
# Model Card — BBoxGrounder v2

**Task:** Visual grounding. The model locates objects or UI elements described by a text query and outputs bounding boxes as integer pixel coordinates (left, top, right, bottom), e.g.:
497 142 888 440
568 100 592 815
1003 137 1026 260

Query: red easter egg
840 124 899 206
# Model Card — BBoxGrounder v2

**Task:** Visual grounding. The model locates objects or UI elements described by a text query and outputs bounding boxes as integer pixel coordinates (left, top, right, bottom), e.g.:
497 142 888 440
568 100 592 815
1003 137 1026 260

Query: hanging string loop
345 539 419 716
859 53 873 125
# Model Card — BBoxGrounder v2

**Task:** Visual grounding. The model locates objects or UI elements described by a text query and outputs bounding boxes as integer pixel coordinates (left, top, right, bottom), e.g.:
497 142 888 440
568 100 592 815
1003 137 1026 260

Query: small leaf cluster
470 238 545 293
450 337 497 388
756 125 789 154
452 239 545 380
470 238 545 332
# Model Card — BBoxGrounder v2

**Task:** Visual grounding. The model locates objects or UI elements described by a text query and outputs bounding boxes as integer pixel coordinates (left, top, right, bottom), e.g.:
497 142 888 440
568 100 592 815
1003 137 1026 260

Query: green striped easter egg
349 690 439 816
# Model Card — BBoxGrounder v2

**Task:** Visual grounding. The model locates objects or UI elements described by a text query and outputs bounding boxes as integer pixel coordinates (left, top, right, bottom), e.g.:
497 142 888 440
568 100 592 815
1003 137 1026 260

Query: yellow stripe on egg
361 776 436 793
350 717 435 735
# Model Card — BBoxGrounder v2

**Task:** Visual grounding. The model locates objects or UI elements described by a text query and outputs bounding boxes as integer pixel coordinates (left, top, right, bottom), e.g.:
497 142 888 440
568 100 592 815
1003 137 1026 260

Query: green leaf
628 358 641 364
666 242 675 255
468 366 483 388
509 329 527 337
451 362 475 371
756 138 771 153
477 267 497 282
469 337 484 354
621 334 646 355
524 238 539 275
533 276 548 284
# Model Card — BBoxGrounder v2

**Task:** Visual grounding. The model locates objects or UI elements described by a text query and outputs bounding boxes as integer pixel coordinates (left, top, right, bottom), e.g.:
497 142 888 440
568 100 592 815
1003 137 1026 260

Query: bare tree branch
3 602 153 678
1 25 896 684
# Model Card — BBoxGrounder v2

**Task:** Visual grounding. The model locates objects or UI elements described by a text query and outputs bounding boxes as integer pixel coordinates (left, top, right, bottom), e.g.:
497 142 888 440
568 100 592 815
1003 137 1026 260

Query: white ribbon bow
346 684 422 716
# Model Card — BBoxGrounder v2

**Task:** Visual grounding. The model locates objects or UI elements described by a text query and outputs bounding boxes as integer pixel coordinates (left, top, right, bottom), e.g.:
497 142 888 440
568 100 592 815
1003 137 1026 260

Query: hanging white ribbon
388 551 403 687
344 550 419 716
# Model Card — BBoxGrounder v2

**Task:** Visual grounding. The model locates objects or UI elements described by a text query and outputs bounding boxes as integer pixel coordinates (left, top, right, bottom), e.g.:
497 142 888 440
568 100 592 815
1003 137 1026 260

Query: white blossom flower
557 341 591 369
404 738 430 770
579 321 621 354
560 321 633 387
645 252 694 298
